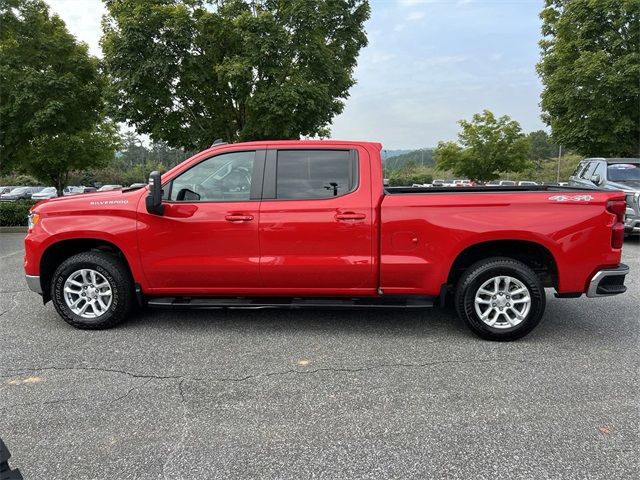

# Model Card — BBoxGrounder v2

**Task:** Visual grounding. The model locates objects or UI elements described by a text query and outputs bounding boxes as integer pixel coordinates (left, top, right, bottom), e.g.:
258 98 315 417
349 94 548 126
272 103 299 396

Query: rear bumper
586 264 629 297
25 275 42 295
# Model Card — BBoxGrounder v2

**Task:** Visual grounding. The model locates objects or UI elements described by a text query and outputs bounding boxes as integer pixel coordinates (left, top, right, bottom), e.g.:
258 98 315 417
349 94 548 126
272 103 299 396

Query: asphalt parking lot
0 232 638 479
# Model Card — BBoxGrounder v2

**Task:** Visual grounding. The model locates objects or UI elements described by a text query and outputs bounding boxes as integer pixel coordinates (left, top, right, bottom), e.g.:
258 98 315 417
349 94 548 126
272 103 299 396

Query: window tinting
169 151 255 202
608 163 640 182
276 150 356 200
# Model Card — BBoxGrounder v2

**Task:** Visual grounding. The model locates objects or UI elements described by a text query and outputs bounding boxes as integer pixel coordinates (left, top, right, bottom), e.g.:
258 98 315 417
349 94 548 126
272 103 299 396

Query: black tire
51 251 133 329
454 257 546 341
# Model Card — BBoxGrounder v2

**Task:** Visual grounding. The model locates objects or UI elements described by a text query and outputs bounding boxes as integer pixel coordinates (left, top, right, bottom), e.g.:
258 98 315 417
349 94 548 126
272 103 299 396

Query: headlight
27 212 40 230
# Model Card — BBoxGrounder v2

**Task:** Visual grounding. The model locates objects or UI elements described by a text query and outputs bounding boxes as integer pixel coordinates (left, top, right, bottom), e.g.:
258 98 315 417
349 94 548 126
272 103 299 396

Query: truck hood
32 187 146 213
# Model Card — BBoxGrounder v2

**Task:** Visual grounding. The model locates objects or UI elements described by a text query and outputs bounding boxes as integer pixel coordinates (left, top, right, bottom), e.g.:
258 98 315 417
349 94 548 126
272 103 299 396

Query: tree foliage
537 0 640 157
0 0 119 192
527 130 558 161
101 0 370 150
434 110 531 182
386 162 434 186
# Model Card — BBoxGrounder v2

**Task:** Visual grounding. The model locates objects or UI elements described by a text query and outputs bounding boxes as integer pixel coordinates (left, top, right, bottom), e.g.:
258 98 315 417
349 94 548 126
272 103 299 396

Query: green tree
434 110 531 182
101 0 370 150
0 0 119 192
527 130 558 161
537 0 640 157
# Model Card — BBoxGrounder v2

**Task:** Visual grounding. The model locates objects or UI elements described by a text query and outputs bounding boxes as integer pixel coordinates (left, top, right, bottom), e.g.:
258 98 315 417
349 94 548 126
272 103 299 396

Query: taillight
607 199 626 249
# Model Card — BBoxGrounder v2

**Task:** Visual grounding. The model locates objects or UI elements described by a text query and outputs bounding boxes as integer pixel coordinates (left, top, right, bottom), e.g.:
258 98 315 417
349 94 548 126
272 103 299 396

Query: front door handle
225 214 254 222
335 212 366 221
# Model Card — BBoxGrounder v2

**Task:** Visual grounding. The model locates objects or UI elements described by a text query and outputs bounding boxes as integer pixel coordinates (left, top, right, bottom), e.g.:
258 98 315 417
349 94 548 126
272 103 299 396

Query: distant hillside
382 149 412 160
384 148 435 171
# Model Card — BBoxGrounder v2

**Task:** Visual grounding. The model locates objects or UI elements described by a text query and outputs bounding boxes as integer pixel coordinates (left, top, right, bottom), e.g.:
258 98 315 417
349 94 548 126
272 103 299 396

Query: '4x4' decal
548 195 594 202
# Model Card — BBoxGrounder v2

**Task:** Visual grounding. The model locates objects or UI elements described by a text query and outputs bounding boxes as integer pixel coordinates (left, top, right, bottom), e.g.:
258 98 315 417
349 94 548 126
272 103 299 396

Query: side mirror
145 171 165 215
591 174 602 186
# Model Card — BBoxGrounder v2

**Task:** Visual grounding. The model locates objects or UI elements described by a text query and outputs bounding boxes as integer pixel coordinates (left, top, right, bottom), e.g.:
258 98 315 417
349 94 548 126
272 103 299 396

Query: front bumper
25 275 42 295
624 215 640 234
586 264 629 297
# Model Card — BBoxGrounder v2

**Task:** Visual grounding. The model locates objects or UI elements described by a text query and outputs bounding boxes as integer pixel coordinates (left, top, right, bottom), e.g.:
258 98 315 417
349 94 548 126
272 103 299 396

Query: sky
45 0 547 149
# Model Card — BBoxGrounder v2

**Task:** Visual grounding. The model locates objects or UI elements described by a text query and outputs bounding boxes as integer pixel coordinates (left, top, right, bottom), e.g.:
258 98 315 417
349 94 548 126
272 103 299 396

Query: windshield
39 187 56 193
8 187 27 194
608 164 640 182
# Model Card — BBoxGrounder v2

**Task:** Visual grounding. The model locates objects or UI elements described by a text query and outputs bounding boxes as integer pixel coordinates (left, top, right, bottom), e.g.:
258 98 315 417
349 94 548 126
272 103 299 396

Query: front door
258 147 375 295
138 149 264 294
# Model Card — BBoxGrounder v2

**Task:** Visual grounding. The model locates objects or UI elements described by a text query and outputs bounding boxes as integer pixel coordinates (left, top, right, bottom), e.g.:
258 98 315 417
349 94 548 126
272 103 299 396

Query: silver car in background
31 187 58 200
569 158 640 235
0 186 44 201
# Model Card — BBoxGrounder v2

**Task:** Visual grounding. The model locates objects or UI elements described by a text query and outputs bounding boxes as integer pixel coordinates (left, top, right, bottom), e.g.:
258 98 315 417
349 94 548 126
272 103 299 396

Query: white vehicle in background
63 186 84 196
31 187 58 200
517 181 539 186
97 184 123 192
486 180 517 186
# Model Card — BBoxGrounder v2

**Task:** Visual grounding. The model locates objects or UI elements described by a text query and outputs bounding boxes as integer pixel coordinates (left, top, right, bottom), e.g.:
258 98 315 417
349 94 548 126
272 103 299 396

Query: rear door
258 147 375 295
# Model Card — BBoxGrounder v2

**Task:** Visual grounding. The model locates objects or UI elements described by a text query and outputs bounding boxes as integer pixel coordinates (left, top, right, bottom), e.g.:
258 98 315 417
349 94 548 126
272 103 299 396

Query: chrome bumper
25 275 42 294
586 264 629 297
624 217 640 234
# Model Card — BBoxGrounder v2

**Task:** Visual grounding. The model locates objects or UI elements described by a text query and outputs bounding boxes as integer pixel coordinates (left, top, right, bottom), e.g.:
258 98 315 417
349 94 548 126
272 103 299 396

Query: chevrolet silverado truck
24 140 629 340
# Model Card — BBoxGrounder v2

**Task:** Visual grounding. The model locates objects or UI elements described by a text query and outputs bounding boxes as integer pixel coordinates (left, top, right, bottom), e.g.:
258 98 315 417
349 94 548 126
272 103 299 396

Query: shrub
0 173 40 186
0 200 36 226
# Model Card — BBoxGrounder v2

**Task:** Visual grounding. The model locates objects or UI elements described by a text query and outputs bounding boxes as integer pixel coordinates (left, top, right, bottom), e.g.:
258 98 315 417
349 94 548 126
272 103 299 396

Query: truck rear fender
446 239 560 291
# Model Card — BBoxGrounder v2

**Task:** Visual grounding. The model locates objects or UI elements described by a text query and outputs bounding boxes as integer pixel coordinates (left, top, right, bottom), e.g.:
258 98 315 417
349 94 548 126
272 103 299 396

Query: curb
0 226 28 233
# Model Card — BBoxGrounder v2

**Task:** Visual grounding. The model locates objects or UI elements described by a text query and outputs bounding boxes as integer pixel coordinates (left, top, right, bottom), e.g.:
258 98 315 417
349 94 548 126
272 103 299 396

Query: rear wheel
51 251 133 329
455 257 546 341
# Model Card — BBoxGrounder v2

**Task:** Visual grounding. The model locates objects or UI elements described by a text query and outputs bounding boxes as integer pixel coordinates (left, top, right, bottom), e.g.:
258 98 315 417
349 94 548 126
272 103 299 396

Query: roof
584 157 640 164
209 139 383 150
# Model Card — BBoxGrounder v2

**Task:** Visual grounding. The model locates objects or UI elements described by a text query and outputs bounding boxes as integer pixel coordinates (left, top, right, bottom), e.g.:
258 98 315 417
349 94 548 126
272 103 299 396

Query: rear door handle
335 212 366 221
225 214 254 222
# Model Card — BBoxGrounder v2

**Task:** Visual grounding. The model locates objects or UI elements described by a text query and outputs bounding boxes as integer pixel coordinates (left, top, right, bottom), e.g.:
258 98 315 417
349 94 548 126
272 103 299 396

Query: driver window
169 151 255 202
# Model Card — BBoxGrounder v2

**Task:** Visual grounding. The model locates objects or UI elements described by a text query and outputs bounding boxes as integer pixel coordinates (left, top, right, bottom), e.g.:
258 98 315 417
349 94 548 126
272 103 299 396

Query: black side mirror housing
146 171 165 215
591 174 602 186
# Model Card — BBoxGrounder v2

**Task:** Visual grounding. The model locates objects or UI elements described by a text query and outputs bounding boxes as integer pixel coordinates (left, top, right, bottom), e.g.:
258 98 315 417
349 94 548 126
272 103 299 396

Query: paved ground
0 232 638 479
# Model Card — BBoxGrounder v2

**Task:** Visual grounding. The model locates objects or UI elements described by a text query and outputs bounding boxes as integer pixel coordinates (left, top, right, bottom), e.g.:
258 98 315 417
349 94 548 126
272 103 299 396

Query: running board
147 296 435 309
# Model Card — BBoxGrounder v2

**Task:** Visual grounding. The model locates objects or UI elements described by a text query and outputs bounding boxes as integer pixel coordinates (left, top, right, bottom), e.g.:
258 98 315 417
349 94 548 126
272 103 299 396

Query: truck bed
385 185 596 194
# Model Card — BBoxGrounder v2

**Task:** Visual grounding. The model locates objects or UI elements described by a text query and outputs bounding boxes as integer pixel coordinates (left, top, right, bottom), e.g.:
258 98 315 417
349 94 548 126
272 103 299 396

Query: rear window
608 163 640 182
275 150 357 199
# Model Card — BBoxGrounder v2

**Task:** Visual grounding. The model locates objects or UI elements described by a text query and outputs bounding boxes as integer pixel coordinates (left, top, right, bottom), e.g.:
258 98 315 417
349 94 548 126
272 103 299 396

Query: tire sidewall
457 260 546 341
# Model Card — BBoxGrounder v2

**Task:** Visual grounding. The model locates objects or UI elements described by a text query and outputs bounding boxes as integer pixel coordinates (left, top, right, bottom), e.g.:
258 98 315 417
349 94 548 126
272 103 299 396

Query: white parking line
0 250 22 260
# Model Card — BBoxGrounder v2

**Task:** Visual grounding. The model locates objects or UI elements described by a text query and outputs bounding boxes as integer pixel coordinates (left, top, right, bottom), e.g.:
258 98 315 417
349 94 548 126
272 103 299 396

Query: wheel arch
447 239 559 290
40 238 134 303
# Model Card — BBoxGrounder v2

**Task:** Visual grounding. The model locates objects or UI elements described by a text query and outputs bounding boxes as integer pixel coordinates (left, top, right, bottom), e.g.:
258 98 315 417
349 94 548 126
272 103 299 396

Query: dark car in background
0 186 44 201
569 158 640 235
0 186 18 195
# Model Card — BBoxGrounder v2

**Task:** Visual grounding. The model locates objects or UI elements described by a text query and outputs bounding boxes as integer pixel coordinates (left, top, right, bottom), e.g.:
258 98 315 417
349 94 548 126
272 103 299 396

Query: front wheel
455 257 546 341
51 251 133 329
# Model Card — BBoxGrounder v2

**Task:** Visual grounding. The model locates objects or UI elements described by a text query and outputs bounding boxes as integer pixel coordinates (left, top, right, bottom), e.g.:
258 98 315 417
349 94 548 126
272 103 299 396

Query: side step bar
147 296 435 309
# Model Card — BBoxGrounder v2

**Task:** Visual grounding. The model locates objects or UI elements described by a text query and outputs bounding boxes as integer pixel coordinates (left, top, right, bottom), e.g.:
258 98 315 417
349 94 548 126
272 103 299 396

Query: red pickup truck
24 140 629 340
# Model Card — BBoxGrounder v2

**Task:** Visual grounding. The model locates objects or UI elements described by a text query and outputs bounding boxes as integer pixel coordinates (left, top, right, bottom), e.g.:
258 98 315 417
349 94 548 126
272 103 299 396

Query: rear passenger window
276 150 357 199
